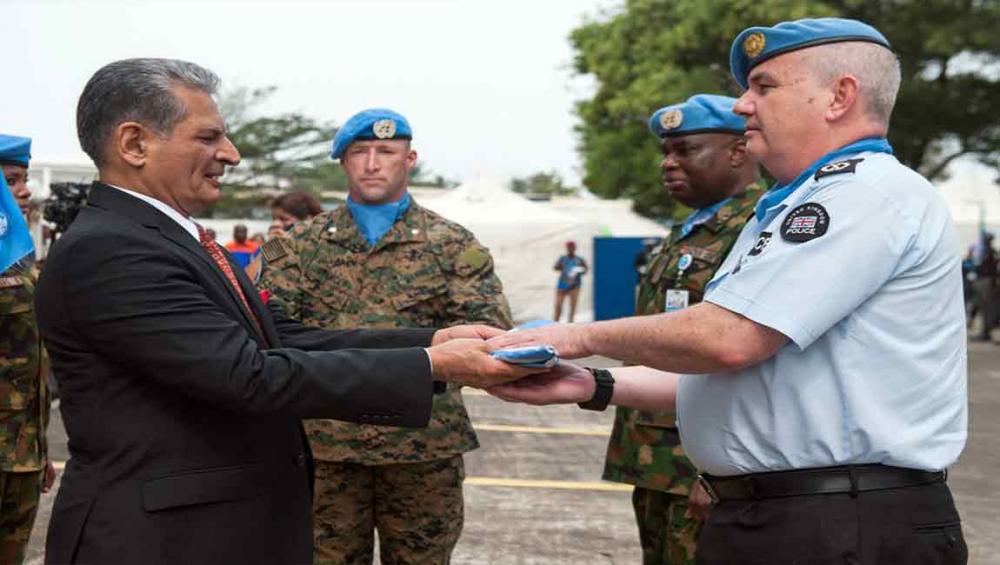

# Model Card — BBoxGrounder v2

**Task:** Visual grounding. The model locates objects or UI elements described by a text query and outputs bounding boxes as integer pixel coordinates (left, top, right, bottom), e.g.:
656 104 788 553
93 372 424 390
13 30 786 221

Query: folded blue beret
491 345 559 369
648 94 744 138
730 18 892 89
0 134 32 167
330 108 413 160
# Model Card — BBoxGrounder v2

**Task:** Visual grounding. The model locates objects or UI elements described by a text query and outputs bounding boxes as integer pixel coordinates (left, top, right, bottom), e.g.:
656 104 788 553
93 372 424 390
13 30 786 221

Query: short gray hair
808 42 901 126
77 58 220 167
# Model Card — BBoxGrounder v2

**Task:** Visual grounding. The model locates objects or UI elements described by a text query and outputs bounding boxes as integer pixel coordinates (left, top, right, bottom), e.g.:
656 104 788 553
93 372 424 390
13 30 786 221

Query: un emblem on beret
372 119 397 139
743 32 766 58
659 110 684 131
0 212 7 237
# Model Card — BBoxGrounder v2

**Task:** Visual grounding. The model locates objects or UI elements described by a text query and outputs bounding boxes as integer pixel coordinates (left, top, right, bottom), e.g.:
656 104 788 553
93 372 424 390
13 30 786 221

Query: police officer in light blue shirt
489 17 968 565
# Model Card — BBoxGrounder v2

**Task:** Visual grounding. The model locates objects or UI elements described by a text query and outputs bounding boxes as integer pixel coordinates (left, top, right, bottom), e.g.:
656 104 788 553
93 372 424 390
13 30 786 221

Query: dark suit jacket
36 183 438 564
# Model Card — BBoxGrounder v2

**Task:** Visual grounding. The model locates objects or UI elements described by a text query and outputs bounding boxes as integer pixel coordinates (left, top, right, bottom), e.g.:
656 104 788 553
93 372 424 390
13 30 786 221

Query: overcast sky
5 0 624 186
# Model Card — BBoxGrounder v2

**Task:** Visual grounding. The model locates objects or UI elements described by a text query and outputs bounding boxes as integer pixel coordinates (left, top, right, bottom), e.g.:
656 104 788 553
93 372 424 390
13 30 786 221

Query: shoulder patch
814 158 864 180
261 238 290 262
781 203 829 243
455 245 491 277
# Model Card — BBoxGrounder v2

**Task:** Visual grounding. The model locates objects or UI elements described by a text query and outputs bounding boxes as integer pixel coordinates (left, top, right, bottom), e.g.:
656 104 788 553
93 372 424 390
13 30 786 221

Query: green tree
571 0 1000 219
211 86 345 217
509 171 578 196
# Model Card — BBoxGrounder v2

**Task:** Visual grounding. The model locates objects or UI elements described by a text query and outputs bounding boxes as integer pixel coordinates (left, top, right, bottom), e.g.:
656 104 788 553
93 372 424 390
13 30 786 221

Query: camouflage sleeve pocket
391 282 448 311
454 244 493 278
0 302 33 412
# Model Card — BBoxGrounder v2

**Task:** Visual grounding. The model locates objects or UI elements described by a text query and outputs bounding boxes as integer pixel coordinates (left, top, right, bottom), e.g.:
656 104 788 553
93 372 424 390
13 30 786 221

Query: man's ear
115 121 149 168
406 148 418 169
827 75 861 123
729 137 749 168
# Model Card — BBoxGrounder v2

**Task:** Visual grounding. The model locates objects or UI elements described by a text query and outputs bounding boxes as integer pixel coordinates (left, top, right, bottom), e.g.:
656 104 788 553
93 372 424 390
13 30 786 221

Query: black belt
698 464 946 503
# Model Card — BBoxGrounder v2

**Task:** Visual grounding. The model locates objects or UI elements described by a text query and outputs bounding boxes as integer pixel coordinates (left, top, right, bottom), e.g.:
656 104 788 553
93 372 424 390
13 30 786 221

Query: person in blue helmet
0 134 55 564
490 18 968 565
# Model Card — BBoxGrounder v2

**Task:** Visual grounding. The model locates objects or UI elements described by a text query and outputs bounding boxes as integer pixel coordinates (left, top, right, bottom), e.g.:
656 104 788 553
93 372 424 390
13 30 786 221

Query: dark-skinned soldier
601 95 764 565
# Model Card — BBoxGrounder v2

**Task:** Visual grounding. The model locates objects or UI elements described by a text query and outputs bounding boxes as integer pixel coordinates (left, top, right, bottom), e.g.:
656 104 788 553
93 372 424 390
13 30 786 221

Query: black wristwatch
578 367 615 411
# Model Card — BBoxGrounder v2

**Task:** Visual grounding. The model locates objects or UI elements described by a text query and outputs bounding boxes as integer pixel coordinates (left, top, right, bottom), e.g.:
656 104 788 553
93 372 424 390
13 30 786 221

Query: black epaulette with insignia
261 238 290 262
814 158 864 180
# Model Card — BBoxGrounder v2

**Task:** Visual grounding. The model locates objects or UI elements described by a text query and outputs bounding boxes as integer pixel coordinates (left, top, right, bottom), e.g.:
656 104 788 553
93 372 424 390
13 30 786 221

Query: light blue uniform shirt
677 151 968 476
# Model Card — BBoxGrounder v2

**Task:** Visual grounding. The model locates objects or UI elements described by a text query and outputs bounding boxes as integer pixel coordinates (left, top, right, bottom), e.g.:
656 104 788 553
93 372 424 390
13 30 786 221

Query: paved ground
26 348 999 564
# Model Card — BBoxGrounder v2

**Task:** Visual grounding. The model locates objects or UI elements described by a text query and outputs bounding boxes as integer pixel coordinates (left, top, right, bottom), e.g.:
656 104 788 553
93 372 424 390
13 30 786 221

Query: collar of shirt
345 192 412 246
753 137 894 222
679 197 730 239
106 184 200 241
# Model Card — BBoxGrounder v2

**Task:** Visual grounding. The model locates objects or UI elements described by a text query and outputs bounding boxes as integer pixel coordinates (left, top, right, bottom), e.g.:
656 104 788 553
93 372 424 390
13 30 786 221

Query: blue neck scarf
754 137 894 221
679 197 730 239
346 193 412 246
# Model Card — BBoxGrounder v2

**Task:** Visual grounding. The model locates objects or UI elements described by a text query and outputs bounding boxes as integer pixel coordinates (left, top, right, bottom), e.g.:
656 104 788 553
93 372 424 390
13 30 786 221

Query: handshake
425 323 600 406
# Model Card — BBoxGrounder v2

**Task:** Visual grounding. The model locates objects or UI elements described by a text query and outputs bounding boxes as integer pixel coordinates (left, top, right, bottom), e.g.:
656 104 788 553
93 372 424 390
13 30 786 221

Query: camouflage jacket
0 263 49 472
259 199 512 464
603 182 764 494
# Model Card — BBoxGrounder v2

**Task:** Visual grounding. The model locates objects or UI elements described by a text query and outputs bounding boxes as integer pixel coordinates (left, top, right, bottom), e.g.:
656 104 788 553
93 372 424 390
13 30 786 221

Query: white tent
415 179 668 322
937 162 1000 250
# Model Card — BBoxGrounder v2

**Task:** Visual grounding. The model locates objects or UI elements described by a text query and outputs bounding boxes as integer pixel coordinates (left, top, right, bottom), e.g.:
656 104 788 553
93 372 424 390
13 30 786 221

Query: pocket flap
391 283 447 311
141 466 262 512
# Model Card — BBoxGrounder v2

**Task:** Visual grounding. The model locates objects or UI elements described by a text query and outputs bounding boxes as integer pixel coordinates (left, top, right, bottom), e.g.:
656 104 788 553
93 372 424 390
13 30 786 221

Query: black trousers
696 481 966 565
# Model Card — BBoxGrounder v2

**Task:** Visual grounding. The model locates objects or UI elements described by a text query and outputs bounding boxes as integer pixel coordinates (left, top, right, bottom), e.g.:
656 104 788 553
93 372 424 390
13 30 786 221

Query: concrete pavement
26 347 999 563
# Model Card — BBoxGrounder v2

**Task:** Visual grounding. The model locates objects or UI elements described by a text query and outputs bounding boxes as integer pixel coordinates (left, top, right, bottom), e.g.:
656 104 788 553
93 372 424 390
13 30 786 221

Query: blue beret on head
330 108 413 160
0 134 32 167
648 94 745 138
730 18 892 89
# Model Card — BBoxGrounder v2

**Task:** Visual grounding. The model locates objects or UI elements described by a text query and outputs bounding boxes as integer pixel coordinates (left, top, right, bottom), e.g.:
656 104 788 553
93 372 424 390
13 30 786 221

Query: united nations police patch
780 204 829 243
748 231 772 256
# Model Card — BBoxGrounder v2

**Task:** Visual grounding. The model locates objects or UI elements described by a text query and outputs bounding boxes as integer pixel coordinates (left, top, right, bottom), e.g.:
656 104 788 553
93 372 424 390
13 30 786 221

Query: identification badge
677 253 693 273
665 289 690 312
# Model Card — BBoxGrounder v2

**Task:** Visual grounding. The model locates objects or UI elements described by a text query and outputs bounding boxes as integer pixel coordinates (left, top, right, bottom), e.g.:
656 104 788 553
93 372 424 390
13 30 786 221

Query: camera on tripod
43 182 89 235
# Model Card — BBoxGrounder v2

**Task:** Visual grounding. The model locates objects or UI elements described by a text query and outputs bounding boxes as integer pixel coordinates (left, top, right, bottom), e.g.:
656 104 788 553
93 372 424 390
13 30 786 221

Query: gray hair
807 42 901 126
76 58 220 167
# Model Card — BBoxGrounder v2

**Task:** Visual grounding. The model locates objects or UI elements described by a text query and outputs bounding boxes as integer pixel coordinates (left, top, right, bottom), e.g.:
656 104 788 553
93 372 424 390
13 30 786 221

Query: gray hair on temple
76 58 220 167
808 42 902 126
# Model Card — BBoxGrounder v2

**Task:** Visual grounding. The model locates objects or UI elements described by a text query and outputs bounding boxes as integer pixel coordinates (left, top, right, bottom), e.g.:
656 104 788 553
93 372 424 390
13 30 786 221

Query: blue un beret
730 18 892 89
648 94 745 138
0 134 32 167
330 108 413 160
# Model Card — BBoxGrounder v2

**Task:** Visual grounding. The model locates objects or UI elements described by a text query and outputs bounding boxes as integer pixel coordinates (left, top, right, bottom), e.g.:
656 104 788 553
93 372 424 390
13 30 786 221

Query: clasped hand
427 324 546 388
428 324 597 403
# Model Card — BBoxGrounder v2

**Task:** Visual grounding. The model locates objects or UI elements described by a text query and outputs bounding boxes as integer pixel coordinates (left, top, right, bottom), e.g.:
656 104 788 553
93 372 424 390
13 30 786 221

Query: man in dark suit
35 58 529 564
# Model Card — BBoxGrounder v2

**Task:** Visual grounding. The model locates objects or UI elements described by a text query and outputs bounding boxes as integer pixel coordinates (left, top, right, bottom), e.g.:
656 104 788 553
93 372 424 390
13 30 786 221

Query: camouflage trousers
313 455 465 565
0 470 42 565
632 487 701 565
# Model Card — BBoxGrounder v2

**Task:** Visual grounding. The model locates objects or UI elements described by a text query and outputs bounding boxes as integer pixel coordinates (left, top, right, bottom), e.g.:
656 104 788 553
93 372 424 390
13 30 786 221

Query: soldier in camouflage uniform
0 134 53 564
601 96 764 565
259 109 511 565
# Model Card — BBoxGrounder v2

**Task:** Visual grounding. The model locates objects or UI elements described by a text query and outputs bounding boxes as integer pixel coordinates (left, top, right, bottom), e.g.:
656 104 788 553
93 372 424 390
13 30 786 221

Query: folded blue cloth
491 345 559 368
